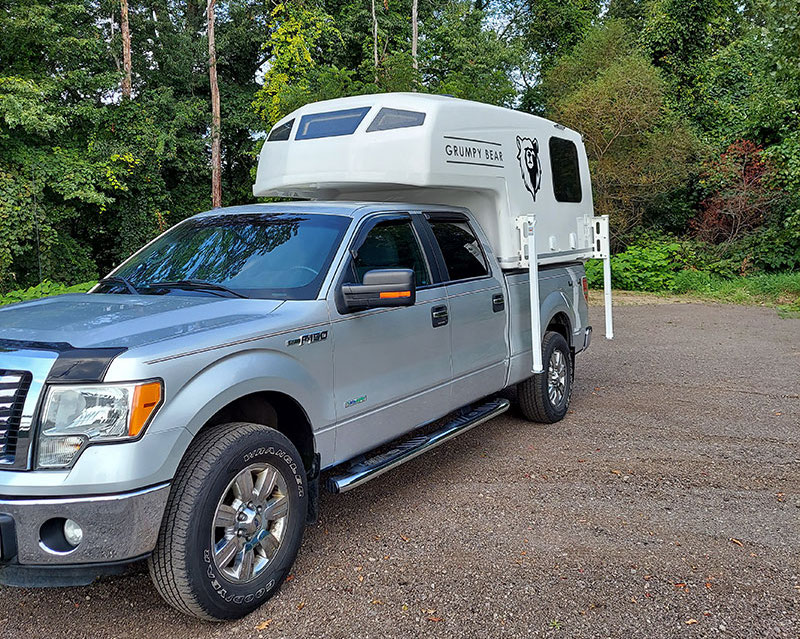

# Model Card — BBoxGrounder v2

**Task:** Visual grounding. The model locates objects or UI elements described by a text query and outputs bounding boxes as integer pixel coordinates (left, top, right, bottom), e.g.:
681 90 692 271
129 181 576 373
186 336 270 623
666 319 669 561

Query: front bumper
0 483 169 568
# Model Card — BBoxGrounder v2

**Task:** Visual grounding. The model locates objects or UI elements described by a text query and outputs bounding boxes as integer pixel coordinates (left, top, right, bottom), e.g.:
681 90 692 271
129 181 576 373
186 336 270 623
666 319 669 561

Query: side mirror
341 269 416 312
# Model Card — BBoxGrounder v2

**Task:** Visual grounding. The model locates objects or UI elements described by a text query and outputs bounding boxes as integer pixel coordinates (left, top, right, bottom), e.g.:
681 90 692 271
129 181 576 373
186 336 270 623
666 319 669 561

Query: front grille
0 370 32 464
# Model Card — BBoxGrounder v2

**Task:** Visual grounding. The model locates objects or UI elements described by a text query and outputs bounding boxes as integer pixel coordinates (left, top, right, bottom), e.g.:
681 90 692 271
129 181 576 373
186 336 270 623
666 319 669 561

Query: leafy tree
543 21 699 240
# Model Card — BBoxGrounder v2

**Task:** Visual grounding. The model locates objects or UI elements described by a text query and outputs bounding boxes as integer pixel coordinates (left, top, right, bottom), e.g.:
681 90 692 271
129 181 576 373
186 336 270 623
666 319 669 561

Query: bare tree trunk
371 0 379 82
411 0 418 72
120 0 132 98
207 0 222 208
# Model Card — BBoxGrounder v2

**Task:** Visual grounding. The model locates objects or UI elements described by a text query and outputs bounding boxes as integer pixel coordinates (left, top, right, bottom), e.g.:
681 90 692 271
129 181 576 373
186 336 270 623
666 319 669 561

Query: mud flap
306 453 321 525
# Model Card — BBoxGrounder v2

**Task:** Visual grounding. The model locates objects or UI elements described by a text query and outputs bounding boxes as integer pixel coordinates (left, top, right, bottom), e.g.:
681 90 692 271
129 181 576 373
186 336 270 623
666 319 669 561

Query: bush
671 269 716 293
0 280 96 307
585 237 686 291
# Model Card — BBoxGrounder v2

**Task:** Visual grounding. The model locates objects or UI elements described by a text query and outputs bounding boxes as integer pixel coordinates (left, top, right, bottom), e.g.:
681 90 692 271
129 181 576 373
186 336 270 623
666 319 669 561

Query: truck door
424 212 507 408
329 214 452 465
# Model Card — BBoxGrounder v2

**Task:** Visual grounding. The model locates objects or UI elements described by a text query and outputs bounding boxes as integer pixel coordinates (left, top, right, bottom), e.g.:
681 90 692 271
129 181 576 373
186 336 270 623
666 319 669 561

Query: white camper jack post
518 214 613 374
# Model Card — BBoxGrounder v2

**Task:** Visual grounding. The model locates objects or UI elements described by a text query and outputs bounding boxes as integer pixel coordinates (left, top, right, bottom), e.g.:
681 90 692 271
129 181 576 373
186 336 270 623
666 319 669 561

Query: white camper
254 93 613 369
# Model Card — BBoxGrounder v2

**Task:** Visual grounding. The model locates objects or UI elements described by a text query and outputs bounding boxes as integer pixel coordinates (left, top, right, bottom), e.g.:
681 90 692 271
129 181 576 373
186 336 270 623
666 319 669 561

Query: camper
0 94 611 620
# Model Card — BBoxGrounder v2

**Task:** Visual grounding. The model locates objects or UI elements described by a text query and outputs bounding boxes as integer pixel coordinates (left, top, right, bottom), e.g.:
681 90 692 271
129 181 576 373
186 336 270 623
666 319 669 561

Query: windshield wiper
98 276 140 295
144 279 248 299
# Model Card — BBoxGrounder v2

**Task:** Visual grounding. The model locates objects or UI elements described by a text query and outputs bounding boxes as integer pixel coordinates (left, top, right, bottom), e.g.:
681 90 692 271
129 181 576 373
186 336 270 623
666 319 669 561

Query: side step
326 397 510 494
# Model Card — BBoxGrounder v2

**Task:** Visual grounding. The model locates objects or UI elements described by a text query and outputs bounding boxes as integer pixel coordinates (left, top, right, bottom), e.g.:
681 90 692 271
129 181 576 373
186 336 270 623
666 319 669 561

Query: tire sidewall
542 332 572 421
187 429 307 619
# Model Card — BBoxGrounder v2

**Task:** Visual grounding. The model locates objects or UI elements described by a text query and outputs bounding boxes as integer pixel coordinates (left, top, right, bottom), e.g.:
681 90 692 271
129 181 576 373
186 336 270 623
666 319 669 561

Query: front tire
517 331 573 423
148 422 307 621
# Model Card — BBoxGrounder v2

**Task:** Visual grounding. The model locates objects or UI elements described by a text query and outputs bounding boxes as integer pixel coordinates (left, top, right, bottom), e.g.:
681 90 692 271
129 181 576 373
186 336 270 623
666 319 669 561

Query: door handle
431 305 448 328
492 294 505 313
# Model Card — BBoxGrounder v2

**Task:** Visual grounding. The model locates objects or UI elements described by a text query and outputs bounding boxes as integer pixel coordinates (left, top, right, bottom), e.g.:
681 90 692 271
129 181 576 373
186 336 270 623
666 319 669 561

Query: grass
675 272 800 307
588 271 800 316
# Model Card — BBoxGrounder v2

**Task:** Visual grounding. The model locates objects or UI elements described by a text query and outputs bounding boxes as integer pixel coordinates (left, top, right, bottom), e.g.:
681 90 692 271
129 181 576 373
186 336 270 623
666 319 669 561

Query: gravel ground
1 302 798 639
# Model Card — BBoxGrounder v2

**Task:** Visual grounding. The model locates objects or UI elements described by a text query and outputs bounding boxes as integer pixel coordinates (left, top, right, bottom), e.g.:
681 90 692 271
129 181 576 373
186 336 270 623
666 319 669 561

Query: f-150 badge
286 330 328 347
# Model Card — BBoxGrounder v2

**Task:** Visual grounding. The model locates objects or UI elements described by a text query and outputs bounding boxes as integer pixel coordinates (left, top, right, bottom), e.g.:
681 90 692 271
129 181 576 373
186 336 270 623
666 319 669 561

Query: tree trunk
207 0 222 208
371 0 379 82
120 0 132 98
411 0 418 80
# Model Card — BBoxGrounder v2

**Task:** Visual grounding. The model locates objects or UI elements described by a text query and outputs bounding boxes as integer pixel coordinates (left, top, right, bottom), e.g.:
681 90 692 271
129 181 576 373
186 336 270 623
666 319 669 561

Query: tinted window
107 213 350 300
366 108 426 132
349 220 430 287
549 137 582 203
295 107 370 140
267 119 294 141
429 221 489 281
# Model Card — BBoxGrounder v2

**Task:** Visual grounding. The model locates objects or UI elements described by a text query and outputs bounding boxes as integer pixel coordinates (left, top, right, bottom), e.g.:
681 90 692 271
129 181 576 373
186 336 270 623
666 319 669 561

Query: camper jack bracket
590 215 614 340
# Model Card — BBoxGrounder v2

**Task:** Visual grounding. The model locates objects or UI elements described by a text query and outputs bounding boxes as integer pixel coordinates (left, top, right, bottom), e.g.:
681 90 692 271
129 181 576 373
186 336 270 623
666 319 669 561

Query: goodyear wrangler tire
148 422 307 621
517 331 572 424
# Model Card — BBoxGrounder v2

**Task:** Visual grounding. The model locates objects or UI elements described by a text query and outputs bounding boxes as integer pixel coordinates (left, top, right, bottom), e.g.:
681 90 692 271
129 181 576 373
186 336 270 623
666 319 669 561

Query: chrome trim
0 483 170 564
328 398 510 493
0 349 59 470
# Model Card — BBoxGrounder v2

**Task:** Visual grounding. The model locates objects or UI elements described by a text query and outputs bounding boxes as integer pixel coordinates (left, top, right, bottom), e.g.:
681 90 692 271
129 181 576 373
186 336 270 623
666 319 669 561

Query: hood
0 293 283 350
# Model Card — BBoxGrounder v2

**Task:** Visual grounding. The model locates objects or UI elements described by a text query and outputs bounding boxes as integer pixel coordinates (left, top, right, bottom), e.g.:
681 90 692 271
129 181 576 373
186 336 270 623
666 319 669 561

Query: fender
539 289 574 345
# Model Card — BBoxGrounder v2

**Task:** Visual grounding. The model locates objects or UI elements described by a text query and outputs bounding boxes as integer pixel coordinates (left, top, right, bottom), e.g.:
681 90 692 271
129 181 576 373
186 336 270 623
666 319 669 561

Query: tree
692 140 782 246
421 1 517 106
207 0 222 208
411 0 418 73
120 0 133 98
543 21 699 239
640 0 741 111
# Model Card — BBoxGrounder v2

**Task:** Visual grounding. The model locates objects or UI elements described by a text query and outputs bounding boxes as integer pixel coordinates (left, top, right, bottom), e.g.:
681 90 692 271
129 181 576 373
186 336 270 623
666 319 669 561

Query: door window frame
419 211 494 285
332 212 442 315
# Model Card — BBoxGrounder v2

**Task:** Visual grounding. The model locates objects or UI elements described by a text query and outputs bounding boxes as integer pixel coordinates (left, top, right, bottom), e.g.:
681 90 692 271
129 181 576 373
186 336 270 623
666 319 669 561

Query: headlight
37 381 162 469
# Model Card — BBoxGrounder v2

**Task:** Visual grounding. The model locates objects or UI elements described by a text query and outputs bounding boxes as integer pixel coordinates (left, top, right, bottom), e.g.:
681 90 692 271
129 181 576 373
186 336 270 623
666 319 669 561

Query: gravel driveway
1 302 798 638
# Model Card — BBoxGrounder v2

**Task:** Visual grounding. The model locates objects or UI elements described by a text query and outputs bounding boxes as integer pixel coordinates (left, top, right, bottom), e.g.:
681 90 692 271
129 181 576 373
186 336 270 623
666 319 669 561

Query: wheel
148 422 308 620
517 331 573 423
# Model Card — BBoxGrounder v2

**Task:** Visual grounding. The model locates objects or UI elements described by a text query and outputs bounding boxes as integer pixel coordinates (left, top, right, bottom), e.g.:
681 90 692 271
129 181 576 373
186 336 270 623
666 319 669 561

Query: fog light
63 519 83 547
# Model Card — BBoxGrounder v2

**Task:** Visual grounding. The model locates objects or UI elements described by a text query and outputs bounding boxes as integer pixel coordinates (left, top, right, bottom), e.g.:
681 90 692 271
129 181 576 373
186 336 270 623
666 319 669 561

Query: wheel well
202 392 315 471
546 312 572 348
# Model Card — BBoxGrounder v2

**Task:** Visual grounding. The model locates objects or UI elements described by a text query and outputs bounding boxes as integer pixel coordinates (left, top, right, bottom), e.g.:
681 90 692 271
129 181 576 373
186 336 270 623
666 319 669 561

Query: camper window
296 107 371 140
366 108 426 132
429 221 489 281
549 137 582 203
267 119 294 142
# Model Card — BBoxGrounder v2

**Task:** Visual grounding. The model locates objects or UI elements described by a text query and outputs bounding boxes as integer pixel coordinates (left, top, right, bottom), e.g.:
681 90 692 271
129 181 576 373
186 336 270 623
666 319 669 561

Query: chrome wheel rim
547 349 567 406
211 463 290 584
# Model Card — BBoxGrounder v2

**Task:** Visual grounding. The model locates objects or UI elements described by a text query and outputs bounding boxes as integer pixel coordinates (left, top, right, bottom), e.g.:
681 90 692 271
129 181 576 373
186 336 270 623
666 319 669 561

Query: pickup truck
0 200 590 619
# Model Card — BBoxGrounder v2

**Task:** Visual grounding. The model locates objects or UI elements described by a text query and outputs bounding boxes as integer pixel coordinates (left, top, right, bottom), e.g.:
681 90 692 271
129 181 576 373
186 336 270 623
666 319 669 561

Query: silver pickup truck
0 201 590 619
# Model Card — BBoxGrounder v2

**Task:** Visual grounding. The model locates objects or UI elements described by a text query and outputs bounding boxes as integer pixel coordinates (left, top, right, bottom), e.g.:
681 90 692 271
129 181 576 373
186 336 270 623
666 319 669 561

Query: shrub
585 237 685 291
0 280 96 307
671 269 715 293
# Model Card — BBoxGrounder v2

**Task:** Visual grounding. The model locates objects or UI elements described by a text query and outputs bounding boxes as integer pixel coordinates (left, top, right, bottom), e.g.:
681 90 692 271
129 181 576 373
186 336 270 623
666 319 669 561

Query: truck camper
255 92 614 367
0 93 612 620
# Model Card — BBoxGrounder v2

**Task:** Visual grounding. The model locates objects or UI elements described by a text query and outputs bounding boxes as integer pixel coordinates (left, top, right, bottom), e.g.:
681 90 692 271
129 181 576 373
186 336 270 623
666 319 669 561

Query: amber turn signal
129 381 162 437
379 291 411 299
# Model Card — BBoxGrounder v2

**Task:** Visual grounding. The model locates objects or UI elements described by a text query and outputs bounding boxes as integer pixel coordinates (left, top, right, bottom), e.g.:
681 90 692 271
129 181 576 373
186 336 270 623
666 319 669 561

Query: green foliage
420 2 518 106
0 0 797 303
671 271 800 306
0 280 96 307
585 237 687 291
543 21 700 239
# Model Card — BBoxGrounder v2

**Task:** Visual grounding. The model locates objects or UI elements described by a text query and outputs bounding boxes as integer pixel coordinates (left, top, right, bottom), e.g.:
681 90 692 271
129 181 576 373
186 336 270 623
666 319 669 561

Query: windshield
98 212 350 300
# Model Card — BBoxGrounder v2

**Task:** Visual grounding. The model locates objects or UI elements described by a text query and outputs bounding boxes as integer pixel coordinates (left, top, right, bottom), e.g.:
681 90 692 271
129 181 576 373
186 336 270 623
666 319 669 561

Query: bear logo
516 136 541 201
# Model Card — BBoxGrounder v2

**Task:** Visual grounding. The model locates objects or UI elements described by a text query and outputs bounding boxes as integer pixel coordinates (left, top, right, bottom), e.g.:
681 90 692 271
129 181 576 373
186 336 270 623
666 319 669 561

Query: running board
326 397 510 494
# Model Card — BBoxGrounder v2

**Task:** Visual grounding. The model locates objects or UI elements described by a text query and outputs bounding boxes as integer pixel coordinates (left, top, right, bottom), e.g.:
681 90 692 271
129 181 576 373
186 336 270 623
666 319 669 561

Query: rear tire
517 331 572 423
148 422 307 621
